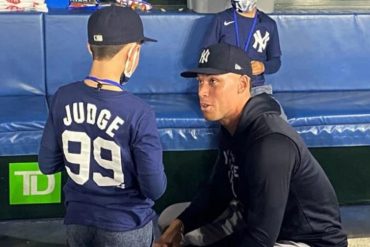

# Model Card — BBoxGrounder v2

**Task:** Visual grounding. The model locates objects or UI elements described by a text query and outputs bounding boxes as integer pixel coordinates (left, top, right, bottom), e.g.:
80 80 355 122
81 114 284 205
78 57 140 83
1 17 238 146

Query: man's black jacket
178 93 347 247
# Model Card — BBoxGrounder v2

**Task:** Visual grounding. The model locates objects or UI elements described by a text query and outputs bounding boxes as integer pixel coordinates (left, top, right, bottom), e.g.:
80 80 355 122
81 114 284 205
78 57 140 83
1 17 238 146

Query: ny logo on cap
94 34 103 42
199 49 210 64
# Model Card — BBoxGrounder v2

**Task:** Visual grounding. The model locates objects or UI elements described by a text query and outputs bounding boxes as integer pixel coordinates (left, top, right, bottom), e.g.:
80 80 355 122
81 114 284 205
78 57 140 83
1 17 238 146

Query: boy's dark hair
90 44 125 61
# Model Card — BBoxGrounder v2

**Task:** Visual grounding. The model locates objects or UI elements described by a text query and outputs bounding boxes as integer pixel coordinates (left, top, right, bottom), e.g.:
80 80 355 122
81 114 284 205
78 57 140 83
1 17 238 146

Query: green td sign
9 162 61 205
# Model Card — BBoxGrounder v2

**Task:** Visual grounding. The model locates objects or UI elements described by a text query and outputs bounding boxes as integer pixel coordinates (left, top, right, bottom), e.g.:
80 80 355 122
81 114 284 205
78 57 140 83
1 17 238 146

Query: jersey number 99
62 130 124 187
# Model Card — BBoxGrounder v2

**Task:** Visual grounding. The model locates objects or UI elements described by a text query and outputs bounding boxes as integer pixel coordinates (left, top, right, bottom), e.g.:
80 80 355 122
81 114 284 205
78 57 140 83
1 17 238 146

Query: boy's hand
251 60 265 75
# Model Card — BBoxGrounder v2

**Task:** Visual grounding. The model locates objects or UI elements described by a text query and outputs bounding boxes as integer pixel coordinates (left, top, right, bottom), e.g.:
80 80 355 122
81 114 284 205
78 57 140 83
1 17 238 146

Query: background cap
181 43 252 78
88 5 156 45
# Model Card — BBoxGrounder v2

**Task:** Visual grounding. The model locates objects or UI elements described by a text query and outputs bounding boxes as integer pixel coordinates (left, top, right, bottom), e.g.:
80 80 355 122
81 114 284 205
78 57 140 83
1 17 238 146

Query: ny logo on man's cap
199 49 210 64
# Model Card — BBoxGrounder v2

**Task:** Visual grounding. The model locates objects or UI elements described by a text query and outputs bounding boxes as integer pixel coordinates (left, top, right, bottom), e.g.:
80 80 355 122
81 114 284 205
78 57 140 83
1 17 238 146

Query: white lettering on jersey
73 102 85 124
63 102 124 138
86 103 97 125
253 30 270 53
224 150 239 198
63 105 72 126
97 109 111 130
106 117 124 138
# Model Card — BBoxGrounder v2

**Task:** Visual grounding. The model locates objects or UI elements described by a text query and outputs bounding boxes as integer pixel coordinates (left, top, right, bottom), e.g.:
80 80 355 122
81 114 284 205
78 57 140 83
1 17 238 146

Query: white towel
0 0 47 12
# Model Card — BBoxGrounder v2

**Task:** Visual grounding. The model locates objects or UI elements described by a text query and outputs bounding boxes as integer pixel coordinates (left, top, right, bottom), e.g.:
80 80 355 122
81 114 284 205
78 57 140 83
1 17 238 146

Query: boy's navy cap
181 43 252 78
88 5 156 45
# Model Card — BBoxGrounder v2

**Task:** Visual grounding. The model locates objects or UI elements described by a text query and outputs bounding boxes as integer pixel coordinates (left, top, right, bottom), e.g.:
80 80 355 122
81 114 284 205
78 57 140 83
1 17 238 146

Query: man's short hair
90 44 126 61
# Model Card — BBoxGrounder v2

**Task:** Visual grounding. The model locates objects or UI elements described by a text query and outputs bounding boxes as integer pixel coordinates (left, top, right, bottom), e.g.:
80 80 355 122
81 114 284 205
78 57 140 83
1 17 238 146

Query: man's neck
221 117 240 136
237 8 257 18
220 98 250 136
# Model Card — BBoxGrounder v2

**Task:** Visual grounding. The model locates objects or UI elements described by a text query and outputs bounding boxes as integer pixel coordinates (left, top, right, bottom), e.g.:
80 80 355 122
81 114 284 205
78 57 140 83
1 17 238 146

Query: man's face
197 73 242 123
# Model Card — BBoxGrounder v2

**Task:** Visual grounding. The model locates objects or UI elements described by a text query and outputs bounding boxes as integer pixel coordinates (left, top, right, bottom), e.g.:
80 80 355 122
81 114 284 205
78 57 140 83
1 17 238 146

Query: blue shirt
38 81 167 231
203 8 282 86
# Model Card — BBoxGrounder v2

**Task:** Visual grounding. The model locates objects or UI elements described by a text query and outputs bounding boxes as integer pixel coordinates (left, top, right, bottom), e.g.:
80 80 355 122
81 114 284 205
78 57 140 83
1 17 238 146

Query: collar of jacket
225 93 281 137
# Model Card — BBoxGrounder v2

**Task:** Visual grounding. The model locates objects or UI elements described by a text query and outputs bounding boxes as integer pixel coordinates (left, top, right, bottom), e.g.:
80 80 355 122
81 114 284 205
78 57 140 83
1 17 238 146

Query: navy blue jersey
203 8 282 86
39 81 166 231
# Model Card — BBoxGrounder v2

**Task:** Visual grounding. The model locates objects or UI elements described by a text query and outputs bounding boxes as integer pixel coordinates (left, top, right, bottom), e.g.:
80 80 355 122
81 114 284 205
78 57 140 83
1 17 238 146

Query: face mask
231 0 257 13
119 73 130 85
120 46 139 85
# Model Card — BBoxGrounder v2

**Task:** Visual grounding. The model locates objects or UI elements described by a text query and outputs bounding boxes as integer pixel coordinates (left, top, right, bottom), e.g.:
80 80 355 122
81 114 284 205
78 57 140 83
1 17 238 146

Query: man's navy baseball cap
88 5 156 45
181 43 252 78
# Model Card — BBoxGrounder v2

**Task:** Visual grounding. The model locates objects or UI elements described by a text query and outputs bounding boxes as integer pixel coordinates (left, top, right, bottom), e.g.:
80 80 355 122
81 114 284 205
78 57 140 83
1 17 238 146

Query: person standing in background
203 0 282 96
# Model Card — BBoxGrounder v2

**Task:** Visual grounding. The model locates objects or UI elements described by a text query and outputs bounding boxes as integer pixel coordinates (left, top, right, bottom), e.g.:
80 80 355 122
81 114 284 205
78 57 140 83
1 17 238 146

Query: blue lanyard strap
233 10 258 51
85 76 124 90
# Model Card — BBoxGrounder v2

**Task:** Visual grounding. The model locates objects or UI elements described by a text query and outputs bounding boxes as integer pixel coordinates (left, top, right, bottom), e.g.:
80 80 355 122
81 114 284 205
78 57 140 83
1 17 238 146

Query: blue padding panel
275 91 370 147
139 94 214 129
269 14 370 92
0 13 45 96
146 91 370 150
134 14 212 94
138 94 219 150
0 13 46 155
44 11 91 95
45 12 370 94
0 11 365 154
44 11 212 95
141 92 370 150
0 96 48 156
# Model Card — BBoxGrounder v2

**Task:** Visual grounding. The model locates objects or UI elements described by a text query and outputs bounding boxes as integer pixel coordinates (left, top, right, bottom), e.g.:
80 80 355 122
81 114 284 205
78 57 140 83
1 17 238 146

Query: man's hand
251 60 265 75
153 219 184 247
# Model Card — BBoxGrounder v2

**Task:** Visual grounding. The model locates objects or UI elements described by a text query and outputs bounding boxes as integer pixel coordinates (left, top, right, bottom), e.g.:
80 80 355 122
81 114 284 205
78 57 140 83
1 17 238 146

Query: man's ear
87 43 92 55
238 75 251 94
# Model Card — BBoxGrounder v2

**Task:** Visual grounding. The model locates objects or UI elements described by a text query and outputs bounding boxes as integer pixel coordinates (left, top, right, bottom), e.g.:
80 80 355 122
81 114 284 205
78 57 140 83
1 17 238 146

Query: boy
38 6 167 247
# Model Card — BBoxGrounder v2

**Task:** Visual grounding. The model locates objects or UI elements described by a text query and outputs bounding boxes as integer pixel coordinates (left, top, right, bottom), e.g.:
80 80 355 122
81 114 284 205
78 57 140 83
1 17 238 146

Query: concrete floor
0 205 369 246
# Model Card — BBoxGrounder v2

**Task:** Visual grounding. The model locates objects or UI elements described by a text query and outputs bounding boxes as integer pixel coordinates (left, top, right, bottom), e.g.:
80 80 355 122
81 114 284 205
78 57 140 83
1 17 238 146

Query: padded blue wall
44 11 213 95
134 14 212 94
44 12 370 95
1 11 370 155
44 11 91 95
0 13 47 156
269 14 370 92
0 13 45 96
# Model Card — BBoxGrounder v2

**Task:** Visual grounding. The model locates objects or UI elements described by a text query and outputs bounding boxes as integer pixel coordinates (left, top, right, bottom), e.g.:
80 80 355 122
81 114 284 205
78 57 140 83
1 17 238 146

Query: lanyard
85 76 124 90
233 10 258 51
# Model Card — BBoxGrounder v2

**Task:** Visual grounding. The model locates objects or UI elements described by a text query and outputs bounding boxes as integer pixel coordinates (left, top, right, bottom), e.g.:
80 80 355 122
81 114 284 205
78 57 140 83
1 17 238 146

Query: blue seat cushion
45 91 370 151
147 91 370 150
275 91 370 147
138 94 219 151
